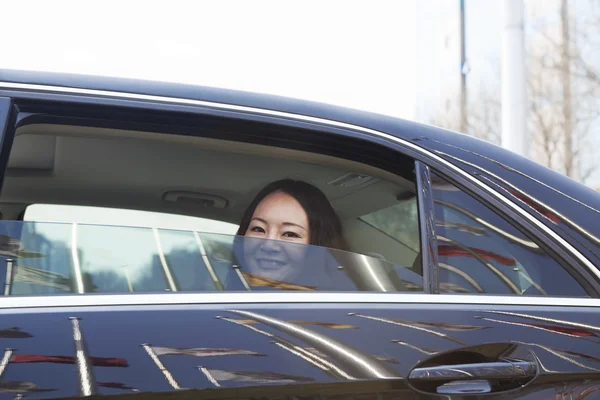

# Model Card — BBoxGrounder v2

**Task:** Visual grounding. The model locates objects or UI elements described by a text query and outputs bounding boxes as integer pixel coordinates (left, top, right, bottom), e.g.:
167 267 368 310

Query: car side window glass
430 172 589 297
356 198 422 287
359 199 420 254
2 203 424 295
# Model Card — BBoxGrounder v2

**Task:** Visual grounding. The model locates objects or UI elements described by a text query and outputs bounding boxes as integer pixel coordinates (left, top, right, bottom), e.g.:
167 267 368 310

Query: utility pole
460 0 468 134
560 0 574 178
501 0 527 157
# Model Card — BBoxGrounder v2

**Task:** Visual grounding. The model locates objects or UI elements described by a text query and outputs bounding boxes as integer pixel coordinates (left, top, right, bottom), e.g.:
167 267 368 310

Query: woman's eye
250 226 265 233
283 231 301 238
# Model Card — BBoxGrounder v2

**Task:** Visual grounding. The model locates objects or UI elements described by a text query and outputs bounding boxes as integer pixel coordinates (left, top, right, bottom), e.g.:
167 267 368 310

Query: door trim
0 292 599 310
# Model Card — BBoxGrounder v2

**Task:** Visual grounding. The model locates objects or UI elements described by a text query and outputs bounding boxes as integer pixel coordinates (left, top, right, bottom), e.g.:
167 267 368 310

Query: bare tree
430 85 501 144
466 86 501 144
431 0 600 185
527 0 600 183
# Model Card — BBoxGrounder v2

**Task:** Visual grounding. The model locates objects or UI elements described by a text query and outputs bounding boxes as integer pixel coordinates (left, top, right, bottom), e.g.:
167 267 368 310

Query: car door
0 83 599 400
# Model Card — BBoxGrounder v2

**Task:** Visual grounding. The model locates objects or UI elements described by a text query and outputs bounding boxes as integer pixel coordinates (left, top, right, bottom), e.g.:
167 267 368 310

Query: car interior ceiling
0 123 420 268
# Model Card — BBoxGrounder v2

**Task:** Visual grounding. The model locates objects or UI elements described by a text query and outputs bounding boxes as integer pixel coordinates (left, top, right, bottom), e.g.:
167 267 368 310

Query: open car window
1 221 423 295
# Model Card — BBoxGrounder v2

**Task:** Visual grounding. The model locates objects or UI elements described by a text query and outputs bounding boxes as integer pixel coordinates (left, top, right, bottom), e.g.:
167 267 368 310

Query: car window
4 120 425 295
359 198 420 253
2 220 423 295
430 172 589 297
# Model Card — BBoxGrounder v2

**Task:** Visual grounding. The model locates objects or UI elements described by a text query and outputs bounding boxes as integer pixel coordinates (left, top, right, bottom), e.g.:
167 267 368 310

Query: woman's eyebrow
282 222 308 231
251 217 307 231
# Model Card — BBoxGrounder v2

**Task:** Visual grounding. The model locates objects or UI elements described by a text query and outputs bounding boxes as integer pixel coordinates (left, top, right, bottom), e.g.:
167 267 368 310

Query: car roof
1 68 600 265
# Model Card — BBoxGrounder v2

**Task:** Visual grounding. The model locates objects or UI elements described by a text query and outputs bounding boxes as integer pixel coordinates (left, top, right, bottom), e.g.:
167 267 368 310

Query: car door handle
407 344 538 395
408 360 537 381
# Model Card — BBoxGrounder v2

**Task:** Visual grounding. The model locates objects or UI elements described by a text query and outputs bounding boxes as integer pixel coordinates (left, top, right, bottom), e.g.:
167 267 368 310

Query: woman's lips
255 258 288 270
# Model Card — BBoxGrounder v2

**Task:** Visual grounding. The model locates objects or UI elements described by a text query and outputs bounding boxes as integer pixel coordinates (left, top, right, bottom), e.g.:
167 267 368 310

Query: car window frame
0 97 16 199
415 161 439 293
0 85 598 298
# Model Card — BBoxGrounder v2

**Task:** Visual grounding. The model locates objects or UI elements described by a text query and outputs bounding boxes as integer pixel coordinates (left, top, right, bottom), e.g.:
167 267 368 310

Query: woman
235 179 345 285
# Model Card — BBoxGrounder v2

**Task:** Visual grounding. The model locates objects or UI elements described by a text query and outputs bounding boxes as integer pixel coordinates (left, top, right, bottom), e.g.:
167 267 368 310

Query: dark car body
0 69 599 399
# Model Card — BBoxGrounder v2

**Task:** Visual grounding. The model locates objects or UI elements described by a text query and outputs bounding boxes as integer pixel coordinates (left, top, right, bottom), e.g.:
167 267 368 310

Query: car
0 68 598 399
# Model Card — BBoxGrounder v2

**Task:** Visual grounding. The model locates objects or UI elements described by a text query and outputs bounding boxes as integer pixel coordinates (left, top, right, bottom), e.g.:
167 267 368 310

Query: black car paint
0 70 598 399
0 304 599 398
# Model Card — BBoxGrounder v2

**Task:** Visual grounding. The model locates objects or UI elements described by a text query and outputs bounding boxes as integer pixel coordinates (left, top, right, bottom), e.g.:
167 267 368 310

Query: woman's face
243 191 310 282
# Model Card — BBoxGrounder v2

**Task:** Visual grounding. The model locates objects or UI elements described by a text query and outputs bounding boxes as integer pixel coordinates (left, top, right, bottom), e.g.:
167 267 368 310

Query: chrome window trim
0 293 599 309
0 81 598 281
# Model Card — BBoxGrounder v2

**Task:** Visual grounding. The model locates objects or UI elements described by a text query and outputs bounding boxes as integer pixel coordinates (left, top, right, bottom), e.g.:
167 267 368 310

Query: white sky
3 0 420 230
0 0 418 119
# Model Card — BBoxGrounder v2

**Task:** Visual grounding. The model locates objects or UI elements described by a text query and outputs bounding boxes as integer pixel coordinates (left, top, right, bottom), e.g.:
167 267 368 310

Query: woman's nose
259 237 282 254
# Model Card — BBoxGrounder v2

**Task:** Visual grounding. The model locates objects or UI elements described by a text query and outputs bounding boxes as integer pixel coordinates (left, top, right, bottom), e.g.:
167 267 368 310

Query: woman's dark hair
236 179 345 249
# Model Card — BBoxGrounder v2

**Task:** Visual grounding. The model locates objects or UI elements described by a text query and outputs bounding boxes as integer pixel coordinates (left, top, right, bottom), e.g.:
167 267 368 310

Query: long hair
236 179 345 250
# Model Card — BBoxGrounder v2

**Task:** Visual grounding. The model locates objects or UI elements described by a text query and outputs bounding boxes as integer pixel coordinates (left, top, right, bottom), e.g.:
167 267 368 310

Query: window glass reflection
77 224 166 293
1 221 423 295
11 222 73 295
159 229 218 291
431 172 588 297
